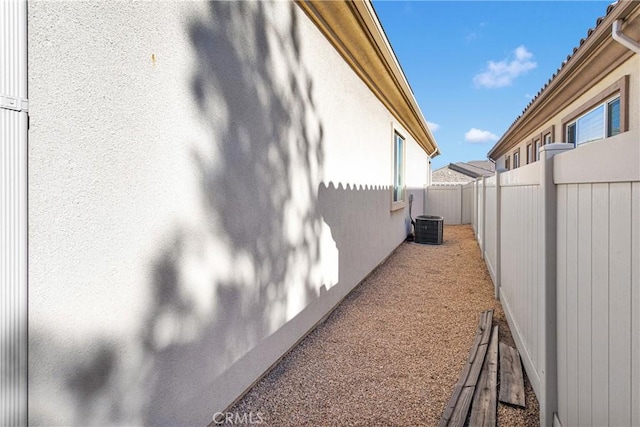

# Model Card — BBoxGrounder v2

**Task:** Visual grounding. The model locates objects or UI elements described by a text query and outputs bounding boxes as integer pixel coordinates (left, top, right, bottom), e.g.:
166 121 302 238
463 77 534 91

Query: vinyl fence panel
472 180 478 233
483 176 498 285
477 179 484 250
425 184 462 224
462 182 474 225
498 163 542 398
425 135 639 427
554 132 640 427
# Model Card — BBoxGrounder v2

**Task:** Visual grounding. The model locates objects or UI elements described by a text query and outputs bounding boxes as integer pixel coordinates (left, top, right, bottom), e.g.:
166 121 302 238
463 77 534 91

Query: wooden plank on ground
499 342 525 407
439 325 484 426
465 310 493 388
440 333 479 425
469 325 499 427
448 387 475 427
439 310 494 427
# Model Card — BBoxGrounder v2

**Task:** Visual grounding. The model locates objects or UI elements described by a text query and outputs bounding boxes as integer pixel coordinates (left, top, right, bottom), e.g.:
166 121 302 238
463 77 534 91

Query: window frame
606 97 621 137
526 143 533 165
532 126 554 162
540 126 554 155
565 98 619 146
562 75 628 147
513 148 520 169
390 129 406 211
505 155 510 171
534 139 541 162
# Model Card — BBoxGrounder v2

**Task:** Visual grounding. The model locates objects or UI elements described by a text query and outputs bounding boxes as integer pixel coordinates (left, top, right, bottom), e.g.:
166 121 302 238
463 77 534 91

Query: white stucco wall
27 1 430 425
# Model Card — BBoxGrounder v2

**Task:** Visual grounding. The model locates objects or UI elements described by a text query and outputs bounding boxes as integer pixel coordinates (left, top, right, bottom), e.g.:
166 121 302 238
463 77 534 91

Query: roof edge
295 0 440 157
488 0 640 160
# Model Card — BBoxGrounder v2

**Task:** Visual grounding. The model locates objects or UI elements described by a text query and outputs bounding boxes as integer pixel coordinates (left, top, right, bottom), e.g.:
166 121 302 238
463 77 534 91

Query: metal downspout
612 19 640 54
1 0 29 425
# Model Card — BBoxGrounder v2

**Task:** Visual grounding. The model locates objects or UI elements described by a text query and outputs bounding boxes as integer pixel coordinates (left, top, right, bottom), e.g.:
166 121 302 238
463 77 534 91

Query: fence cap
539 142 574 153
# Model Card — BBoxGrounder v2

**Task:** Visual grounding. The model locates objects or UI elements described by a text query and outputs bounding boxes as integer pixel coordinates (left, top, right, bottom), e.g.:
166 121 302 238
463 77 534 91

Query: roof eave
296 0 440 158
488 0 640 160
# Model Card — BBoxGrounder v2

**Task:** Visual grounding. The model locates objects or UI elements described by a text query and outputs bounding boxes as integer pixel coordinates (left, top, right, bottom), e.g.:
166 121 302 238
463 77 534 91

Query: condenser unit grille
415 215 443 245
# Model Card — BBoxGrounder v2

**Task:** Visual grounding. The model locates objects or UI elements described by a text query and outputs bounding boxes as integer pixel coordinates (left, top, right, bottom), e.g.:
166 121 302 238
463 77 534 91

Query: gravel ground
225 225 539 426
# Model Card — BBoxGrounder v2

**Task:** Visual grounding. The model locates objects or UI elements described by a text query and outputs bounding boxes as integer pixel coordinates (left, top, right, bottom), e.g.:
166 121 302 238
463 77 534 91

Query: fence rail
425 134 640 427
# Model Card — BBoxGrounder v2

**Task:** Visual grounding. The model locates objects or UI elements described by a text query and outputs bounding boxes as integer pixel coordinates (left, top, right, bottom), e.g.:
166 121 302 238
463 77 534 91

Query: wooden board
469 325 499 427
439 310 493 427
499 342 525 407
448 387 474 427
466 310 493 388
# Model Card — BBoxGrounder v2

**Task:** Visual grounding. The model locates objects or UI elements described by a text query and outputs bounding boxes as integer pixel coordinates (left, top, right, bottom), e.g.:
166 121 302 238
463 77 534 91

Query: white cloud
427 121 440 132
465 128 498 143
473 45 537 88
465 32 478 42
465 22 486 43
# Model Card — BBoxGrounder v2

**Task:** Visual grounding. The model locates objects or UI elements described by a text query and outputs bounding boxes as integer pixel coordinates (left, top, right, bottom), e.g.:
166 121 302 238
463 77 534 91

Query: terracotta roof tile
498 2 620 141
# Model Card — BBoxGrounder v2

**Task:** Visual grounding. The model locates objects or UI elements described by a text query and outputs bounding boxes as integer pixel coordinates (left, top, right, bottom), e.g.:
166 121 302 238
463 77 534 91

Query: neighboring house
488 1 640 170
479 3 640 426
432 160 495 184
1 0 439 425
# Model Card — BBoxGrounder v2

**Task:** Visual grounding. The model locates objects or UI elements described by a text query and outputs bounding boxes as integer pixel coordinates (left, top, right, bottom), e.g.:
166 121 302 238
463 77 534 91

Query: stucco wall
498 54 639 170
27 1 429 425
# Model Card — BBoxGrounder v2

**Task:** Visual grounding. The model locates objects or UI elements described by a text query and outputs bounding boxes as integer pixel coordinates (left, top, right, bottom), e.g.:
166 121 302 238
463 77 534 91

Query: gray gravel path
224 225 539 426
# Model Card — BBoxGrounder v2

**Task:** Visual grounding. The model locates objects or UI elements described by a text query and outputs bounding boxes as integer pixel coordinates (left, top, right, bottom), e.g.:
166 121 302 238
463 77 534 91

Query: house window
544 133 552 145
526 143 533 164
566 122 577 145
392 132 405 204
505 155 510 170
534 139 541 161
566 96 620 146
607 97 621 137
562 75 628 147
513 149 520 169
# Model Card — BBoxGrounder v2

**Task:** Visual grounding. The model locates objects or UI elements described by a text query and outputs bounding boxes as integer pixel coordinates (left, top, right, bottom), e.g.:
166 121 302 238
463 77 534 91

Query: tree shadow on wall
142 2 325 425
317 183 412 289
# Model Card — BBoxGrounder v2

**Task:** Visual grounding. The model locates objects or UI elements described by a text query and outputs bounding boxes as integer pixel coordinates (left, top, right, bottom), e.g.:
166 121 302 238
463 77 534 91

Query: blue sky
372 1 613 169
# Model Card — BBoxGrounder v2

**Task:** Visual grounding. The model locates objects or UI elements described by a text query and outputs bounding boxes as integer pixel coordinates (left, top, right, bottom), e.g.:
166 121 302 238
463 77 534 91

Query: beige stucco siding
496 54 639 171
27 1 430 425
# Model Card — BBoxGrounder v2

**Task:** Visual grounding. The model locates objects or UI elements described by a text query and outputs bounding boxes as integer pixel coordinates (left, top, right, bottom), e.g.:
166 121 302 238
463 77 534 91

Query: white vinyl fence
425 184 463 224
425 134 640 427
553 132 640 427
476 179 484 250
471 180 479 234
483 176 499 291
425 182 474 225
499 163 543 396
461 183 473 224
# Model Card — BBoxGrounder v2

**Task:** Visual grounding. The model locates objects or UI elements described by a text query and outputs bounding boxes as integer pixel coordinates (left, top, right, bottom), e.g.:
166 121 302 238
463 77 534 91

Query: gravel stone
226 225 540 426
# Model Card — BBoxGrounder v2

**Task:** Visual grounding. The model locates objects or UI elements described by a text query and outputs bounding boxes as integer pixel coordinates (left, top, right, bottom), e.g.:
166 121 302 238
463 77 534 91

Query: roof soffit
296 0 439 157
488 1 640 159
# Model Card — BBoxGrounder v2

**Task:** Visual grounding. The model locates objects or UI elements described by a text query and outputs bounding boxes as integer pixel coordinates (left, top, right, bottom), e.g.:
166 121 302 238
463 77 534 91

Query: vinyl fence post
494 170 501 299
473 180 478 233
538 143 573 427
424 184 428 216
458 183 463 224
481 176 486 259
